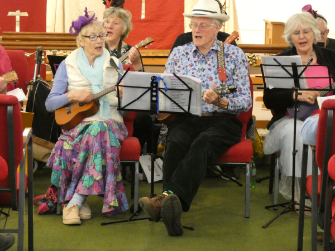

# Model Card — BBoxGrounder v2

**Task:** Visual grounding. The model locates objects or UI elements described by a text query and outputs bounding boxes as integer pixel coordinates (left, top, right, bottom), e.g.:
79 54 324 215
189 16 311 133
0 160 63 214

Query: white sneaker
79 200 91 220
63 204 81 225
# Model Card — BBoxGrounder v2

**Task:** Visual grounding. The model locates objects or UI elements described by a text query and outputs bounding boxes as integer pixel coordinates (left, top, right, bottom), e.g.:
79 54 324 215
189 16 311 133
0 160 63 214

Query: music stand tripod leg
262 63 304 228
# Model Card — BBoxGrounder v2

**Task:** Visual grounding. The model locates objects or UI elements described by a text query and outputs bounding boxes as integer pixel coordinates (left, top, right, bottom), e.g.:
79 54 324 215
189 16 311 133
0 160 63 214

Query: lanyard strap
217 41 227 83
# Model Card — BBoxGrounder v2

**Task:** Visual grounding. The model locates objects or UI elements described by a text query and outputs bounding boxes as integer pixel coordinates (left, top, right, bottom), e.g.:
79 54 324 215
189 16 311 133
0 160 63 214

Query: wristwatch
217 96 228 109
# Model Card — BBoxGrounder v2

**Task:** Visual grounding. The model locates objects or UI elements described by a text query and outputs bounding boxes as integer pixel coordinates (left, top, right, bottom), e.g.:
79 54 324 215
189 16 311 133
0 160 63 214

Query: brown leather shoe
139 195 165 222
161 194 183 236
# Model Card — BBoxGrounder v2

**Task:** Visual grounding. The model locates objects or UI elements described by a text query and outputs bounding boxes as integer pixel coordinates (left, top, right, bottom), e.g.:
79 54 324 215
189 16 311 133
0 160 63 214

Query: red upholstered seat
214 75 253 218
119 64 142 211
0 94 34 250
0 156 9 182
5 50 30 94
216 139 253 163
298 99 335 250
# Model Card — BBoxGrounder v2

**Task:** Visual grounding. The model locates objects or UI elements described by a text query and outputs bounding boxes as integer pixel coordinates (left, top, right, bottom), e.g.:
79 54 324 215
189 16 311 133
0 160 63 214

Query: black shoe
160 195 183 236
0 234 15 251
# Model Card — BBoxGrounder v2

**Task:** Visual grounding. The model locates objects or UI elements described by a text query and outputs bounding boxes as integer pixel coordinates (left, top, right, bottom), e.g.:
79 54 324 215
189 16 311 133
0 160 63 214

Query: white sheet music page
122 72 202 115
261 55 308 89
6 88 27 102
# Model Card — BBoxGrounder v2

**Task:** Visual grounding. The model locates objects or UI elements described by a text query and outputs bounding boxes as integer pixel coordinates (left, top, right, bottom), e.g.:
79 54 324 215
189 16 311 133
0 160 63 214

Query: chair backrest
6 50 30 94
316 99 335 171
237 75 253 139
123 111 137 137
0 94 23 208
0 95 23 168
121 64 137 137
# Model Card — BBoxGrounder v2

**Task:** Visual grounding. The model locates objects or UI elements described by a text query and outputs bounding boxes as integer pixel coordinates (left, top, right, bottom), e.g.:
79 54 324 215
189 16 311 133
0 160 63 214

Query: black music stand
260 56 332 229
101 72 196 226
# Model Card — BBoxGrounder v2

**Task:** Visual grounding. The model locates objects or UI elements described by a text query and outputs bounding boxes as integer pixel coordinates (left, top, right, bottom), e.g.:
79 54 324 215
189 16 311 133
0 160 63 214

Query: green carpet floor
1 162 322 250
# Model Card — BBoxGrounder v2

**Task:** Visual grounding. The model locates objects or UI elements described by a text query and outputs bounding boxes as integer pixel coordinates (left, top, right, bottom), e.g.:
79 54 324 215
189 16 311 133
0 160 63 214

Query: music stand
101 71 199 226
47 55 66 78
259 56 332 228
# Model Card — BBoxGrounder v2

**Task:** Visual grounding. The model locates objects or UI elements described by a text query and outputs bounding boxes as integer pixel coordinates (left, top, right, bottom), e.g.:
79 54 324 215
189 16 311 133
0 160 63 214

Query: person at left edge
45 8 128 225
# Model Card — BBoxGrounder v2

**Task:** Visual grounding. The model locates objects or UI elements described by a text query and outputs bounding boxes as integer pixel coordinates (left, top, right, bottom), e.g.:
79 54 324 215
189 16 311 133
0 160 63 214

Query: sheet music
261 55 308 89
6 88 27 102
122 72 202 115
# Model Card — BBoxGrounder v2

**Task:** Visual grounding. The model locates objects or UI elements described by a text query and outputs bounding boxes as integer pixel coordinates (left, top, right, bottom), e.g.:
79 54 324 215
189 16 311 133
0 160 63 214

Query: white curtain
47 0 105 33
225 0 241 43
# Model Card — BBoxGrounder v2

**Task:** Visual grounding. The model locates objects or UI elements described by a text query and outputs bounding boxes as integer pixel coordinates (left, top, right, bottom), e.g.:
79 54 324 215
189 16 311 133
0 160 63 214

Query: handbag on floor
34 185 58 215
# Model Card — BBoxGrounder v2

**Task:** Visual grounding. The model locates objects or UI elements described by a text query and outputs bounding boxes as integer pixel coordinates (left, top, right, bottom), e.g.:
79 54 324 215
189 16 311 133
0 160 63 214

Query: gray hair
102 7 132 39
316 15 328 29
283 12 320 46
76 21 104 48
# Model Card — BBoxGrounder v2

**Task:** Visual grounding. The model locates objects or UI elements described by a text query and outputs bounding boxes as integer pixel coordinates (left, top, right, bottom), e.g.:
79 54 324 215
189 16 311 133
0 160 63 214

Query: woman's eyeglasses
82 33 107 41
292 29 312 37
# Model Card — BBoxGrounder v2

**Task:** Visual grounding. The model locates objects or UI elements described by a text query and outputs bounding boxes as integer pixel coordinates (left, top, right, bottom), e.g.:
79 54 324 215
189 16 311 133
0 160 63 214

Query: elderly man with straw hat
139 0 251 237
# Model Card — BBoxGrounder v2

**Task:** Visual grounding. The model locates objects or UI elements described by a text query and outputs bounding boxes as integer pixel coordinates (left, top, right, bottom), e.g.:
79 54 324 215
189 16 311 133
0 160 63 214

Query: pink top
285 63 332 117
305 63 332 116
0 45 15 92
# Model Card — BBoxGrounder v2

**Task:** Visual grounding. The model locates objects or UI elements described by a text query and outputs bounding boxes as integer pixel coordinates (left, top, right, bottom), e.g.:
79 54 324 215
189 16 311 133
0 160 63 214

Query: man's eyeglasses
320 29 328 37
189 22 215 31
292 29 312 37
82 33 107 41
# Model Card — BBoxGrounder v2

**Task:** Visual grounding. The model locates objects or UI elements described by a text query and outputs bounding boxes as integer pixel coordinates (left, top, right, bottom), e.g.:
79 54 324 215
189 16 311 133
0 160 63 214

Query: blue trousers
163 115 242 211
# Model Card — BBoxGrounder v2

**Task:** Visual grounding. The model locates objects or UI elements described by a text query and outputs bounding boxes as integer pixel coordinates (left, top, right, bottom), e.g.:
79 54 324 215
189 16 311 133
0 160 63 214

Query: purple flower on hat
301 4 318 18
69 7 98 35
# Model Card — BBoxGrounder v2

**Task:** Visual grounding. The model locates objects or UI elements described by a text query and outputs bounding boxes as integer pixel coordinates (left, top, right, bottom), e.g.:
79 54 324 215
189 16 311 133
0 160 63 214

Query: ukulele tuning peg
150 43 152 46
145 46 147 49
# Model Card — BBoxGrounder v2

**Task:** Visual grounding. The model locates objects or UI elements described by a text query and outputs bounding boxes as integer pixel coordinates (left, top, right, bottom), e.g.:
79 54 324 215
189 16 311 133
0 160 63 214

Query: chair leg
311 150 318 251
27 141 34 251
269 154 275 194
245 163 250 218
18 156 26 251
297 144 308 251
273 156 280 210
133 161 139 213
323 175 333 250
56 190 61 215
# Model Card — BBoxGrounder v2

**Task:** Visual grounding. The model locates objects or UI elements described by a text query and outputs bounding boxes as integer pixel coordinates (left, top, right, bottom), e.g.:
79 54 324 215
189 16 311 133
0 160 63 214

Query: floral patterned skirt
46 119 128 217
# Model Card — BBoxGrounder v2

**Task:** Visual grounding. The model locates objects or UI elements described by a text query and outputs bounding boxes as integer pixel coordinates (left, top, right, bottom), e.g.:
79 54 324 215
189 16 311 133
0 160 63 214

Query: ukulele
56 37 154 131
2 70 18 84
119 37 154 63
157 31 239 126
287 82 335 120
55 85 118 131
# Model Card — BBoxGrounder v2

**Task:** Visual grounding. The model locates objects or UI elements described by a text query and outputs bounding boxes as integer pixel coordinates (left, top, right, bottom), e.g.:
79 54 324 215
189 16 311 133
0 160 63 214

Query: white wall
235 0 335 44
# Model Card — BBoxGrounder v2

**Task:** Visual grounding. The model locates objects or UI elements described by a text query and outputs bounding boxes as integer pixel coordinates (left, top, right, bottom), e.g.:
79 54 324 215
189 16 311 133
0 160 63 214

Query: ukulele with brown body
55 37 155 131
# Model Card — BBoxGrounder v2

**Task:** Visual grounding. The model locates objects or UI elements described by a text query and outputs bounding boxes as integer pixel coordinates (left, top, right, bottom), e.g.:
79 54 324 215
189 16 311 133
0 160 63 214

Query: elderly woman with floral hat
45 8 128 225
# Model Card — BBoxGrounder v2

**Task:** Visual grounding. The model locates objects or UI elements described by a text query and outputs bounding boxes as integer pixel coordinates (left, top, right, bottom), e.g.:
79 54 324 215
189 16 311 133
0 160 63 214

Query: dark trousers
163 115 242 212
